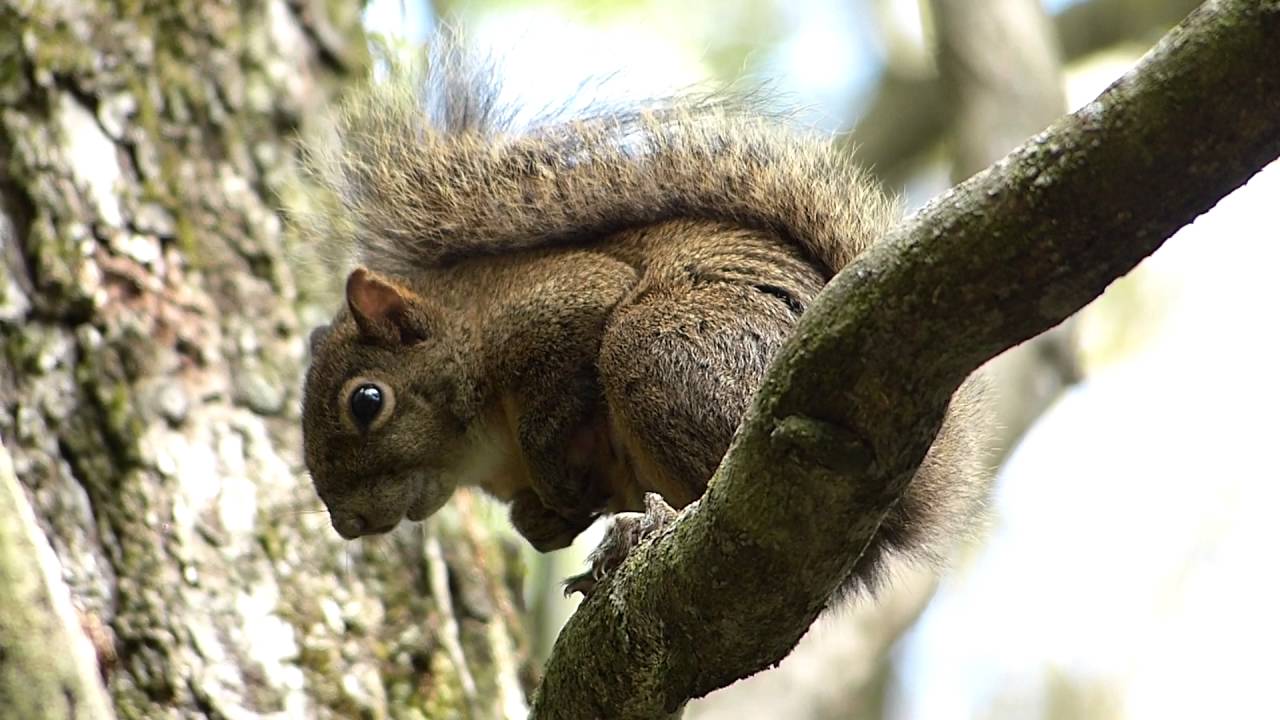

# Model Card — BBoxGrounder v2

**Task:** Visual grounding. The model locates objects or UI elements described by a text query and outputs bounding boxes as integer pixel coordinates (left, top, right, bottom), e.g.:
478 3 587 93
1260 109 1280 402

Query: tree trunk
0 3 528 719
930 0 1081 468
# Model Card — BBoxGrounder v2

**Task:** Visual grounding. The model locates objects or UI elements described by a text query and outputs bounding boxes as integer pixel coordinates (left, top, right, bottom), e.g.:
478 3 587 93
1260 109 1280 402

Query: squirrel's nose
331 510 399 539
331 511 366 539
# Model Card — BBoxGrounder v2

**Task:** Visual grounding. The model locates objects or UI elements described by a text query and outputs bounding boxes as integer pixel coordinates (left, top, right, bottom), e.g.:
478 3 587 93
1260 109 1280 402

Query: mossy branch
529 1 1280 717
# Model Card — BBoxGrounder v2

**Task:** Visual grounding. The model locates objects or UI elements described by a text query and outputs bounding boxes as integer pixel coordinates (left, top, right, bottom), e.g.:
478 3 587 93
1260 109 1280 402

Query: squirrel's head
302 267 476 539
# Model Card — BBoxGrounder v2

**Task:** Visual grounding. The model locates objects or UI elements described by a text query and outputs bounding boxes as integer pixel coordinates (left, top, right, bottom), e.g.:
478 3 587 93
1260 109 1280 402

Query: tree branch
530 1 1280 717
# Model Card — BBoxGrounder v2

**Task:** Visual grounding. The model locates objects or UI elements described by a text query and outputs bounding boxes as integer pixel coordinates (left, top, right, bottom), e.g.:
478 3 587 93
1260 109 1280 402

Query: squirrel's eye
340 376 395 433
349 384 384 430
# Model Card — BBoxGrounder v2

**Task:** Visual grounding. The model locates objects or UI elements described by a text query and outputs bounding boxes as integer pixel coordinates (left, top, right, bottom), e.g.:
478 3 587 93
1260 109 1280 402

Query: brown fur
298 35 991 588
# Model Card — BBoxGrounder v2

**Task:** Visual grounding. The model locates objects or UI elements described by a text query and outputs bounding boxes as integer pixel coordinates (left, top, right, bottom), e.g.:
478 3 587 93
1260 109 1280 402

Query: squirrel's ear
346 267 429 346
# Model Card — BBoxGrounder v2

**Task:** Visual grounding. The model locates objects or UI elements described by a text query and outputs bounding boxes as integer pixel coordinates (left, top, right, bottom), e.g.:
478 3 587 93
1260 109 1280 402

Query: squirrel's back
297 33 901 278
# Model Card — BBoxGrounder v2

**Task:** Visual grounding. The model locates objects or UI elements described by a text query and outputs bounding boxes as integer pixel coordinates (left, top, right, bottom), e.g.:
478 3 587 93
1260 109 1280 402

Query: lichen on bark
0 1 531 718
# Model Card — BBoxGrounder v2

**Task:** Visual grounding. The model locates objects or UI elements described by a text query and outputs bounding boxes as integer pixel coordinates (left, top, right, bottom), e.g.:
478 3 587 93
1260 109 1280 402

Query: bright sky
890 53 1280 718
893 157 1280 719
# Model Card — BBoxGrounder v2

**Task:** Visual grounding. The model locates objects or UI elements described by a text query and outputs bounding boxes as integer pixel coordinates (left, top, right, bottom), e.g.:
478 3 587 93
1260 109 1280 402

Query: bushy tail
298 34 900 277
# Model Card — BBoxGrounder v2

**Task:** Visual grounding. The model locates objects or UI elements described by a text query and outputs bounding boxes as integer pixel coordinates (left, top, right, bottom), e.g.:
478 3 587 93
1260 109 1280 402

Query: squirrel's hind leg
568 274 805 595
593 272 803 504
598 277 798 506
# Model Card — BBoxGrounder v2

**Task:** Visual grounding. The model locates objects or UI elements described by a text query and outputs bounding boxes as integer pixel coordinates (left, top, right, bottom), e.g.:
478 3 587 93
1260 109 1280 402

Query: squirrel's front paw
563 493 678 598
510 490 595 552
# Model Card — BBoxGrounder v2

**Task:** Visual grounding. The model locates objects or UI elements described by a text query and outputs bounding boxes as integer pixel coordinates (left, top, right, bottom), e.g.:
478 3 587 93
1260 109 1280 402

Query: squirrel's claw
563 493 679 598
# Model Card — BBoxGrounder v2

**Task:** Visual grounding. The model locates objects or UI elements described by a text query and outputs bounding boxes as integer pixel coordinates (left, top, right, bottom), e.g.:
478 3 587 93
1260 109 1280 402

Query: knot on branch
769 415 873 474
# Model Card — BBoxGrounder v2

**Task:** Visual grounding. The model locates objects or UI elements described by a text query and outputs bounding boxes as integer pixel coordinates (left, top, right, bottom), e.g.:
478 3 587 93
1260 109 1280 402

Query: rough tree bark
532 1 1280 717
0 3 528 719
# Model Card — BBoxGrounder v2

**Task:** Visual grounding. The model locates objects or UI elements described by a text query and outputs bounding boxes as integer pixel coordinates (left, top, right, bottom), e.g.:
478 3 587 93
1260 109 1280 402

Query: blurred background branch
847 0 1203 187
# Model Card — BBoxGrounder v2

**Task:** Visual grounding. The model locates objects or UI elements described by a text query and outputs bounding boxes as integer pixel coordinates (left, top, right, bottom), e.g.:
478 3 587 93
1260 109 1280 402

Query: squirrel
297 36 991 595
